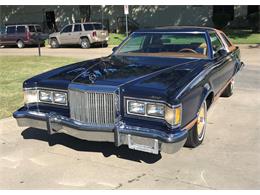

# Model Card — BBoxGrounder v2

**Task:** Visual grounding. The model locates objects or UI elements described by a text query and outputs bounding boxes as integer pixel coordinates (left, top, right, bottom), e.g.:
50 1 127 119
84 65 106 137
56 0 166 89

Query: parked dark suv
0 24 46 48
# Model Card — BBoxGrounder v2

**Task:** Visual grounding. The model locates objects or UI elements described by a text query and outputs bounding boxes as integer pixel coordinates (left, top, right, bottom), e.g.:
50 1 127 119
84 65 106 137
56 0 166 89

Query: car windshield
115 32 209 58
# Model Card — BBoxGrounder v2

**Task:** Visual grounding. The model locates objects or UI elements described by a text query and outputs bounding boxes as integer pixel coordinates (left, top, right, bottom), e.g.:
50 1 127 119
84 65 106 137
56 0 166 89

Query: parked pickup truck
13 26 244 155
0 24 48 48
48 22 109 48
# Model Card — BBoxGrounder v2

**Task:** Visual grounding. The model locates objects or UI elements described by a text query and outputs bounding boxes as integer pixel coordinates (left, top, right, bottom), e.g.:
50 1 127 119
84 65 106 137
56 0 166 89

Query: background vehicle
0 24 47 48
14 27 243 155
48 22 109 49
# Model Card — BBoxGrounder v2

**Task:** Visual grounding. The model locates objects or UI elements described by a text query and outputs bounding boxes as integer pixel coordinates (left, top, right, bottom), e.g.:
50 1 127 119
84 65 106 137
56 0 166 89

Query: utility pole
124 5 129 37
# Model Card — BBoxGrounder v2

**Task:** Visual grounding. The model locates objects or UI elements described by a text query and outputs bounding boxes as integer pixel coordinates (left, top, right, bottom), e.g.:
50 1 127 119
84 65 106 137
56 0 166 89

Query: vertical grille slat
69 89 116 126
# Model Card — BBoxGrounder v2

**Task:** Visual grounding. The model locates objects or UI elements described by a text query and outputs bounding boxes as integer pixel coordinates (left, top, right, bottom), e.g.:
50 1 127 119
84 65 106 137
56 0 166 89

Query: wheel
102 42 108 47
81 38 90 49
185 101 207 148
50 38 59 48
17 40 25 48
221 80 234 97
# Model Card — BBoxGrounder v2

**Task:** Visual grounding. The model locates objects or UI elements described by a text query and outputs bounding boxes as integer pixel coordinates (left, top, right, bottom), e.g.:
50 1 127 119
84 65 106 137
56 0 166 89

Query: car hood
24 55 209 98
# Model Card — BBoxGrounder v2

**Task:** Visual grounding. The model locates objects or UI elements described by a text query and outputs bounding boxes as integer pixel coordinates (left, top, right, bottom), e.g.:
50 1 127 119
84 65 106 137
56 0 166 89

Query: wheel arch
50 37 60 44
80 35 92 43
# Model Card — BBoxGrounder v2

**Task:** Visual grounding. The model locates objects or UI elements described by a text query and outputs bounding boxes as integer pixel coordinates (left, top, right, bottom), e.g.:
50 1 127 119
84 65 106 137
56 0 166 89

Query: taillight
92 31 97 37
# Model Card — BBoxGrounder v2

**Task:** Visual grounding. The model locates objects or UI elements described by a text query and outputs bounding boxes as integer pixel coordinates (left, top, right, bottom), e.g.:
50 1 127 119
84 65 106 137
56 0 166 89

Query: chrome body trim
13 108 187 154
68 83 120 127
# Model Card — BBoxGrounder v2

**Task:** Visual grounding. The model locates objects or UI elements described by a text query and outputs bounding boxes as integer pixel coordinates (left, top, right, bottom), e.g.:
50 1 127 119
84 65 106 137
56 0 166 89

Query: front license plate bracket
127 134 159 154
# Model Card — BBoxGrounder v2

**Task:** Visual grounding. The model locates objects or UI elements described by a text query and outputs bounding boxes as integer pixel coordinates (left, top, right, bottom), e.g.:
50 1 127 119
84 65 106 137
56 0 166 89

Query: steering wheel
178 48 198 54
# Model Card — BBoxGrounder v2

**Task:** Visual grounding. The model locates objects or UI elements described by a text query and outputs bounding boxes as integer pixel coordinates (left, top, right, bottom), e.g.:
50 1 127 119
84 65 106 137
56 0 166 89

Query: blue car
13 26 244 155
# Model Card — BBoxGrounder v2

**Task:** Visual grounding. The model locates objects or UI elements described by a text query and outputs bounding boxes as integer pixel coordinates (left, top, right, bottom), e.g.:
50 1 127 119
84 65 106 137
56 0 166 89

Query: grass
225 30 260 44
108 33 127 46
0 56 80 119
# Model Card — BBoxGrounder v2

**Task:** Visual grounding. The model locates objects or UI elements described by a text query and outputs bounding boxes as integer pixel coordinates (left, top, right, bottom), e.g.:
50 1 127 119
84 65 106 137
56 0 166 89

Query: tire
102 42 108 48
185 101 207 148
81 38 90 49
221 80 234 97
50 38 59 48
17 40 25 48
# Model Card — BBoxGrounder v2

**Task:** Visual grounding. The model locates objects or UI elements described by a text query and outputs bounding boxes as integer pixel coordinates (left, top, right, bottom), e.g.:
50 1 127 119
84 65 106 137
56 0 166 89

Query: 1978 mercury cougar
13 27 244 155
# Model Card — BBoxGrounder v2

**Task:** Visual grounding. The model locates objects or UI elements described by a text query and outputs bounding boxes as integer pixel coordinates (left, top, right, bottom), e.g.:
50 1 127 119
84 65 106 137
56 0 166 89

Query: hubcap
82 41 88 47
231 80 234 91
51 41 56 47
18 41 23 48
197 103 206 140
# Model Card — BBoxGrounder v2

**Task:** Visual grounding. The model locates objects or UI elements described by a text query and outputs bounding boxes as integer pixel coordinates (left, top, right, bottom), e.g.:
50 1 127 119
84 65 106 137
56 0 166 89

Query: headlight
126 98 182 127
24 89 38 104
53 92 67 104
147 103 165 117
127 100 145 115
39 91 52 102
23 88 67 105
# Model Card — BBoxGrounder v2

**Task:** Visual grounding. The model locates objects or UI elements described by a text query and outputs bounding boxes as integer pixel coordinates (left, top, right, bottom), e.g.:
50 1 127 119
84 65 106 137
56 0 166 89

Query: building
0 5 259 33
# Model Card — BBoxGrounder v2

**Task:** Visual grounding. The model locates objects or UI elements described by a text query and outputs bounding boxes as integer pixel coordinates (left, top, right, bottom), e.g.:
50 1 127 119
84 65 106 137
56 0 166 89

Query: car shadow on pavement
21 128 162 164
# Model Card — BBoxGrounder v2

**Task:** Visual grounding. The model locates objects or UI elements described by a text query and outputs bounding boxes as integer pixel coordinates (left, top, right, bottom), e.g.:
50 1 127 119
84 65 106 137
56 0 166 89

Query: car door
209 32 236 94
59 25 73 45
16 25 27 42
4 26 16 44
70 24 82 44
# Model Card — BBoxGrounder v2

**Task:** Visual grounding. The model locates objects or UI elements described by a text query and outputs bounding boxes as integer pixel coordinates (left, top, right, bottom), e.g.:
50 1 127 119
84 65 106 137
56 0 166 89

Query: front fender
180 83 213 129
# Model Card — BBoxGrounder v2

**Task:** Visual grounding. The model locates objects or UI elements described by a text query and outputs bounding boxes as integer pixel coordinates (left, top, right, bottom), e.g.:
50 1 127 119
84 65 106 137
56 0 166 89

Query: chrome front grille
69 89 117 127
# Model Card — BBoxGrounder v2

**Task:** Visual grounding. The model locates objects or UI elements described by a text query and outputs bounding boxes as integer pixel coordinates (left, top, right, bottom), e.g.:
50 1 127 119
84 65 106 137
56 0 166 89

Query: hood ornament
88 73 97 83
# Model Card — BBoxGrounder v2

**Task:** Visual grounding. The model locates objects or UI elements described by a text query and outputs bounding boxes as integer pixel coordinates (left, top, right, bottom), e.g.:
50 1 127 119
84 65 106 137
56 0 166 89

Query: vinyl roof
135 26 217 33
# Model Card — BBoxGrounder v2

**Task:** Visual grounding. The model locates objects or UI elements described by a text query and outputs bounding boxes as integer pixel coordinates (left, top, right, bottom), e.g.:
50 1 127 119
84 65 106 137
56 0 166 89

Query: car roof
135 26 218 33
6 24 40 27
71 22 102 25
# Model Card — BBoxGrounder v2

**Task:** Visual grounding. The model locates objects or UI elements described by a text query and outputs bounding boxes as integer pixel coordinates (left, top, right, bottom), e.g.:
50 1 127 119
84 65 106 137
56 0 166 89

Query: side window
83 24 94 31
28 25 36 32
220 33 232 47
74 24 82 32
61 25 72 33
35 25 42 32
209 32 223 54
17 26 26 33
7 26 16 34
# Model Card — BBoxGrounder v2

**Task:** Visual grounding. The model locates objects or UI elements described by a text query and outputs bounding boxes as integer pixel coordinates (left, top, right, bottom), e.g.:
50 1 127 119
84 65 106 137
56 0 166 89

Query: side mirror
112 46 118 52
215 48 228 58
218 49 228 56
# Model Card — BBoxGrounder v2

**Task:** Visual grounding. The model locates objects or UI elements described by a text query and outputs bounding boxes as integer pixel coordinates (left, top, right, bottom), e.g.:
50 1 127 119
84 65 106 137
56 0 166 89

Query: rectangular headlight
147 103 165 117
126 98 182 127
127 100 145 115
53 92 67 104
39 91 52 102
24 89 38 104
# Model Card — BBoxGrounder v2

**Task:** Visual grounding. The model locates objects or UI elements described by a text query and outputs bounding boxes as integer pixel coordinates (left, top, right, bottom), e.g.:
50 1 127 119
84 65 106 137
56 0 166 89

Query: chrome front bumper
13 107 187 154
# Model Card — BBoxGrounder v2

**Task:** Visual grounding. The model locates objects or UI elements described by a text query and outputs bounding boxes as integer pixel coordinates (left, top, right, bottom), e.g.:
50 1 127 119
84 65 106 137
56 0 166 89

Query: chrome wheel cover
197 102 206 141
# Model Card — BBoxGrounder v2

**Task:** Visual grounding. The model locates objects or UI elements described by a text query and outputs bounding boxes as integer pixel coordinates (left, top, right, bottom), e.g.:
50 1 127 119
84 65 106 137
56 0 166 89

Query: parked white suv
49 22 109 48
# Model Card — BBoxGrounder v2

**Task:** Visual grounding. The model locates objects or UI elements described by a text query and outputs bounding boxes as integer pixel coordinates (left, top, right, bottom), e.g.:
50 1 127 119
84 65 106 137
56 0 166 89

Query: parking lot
0 45 259 189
